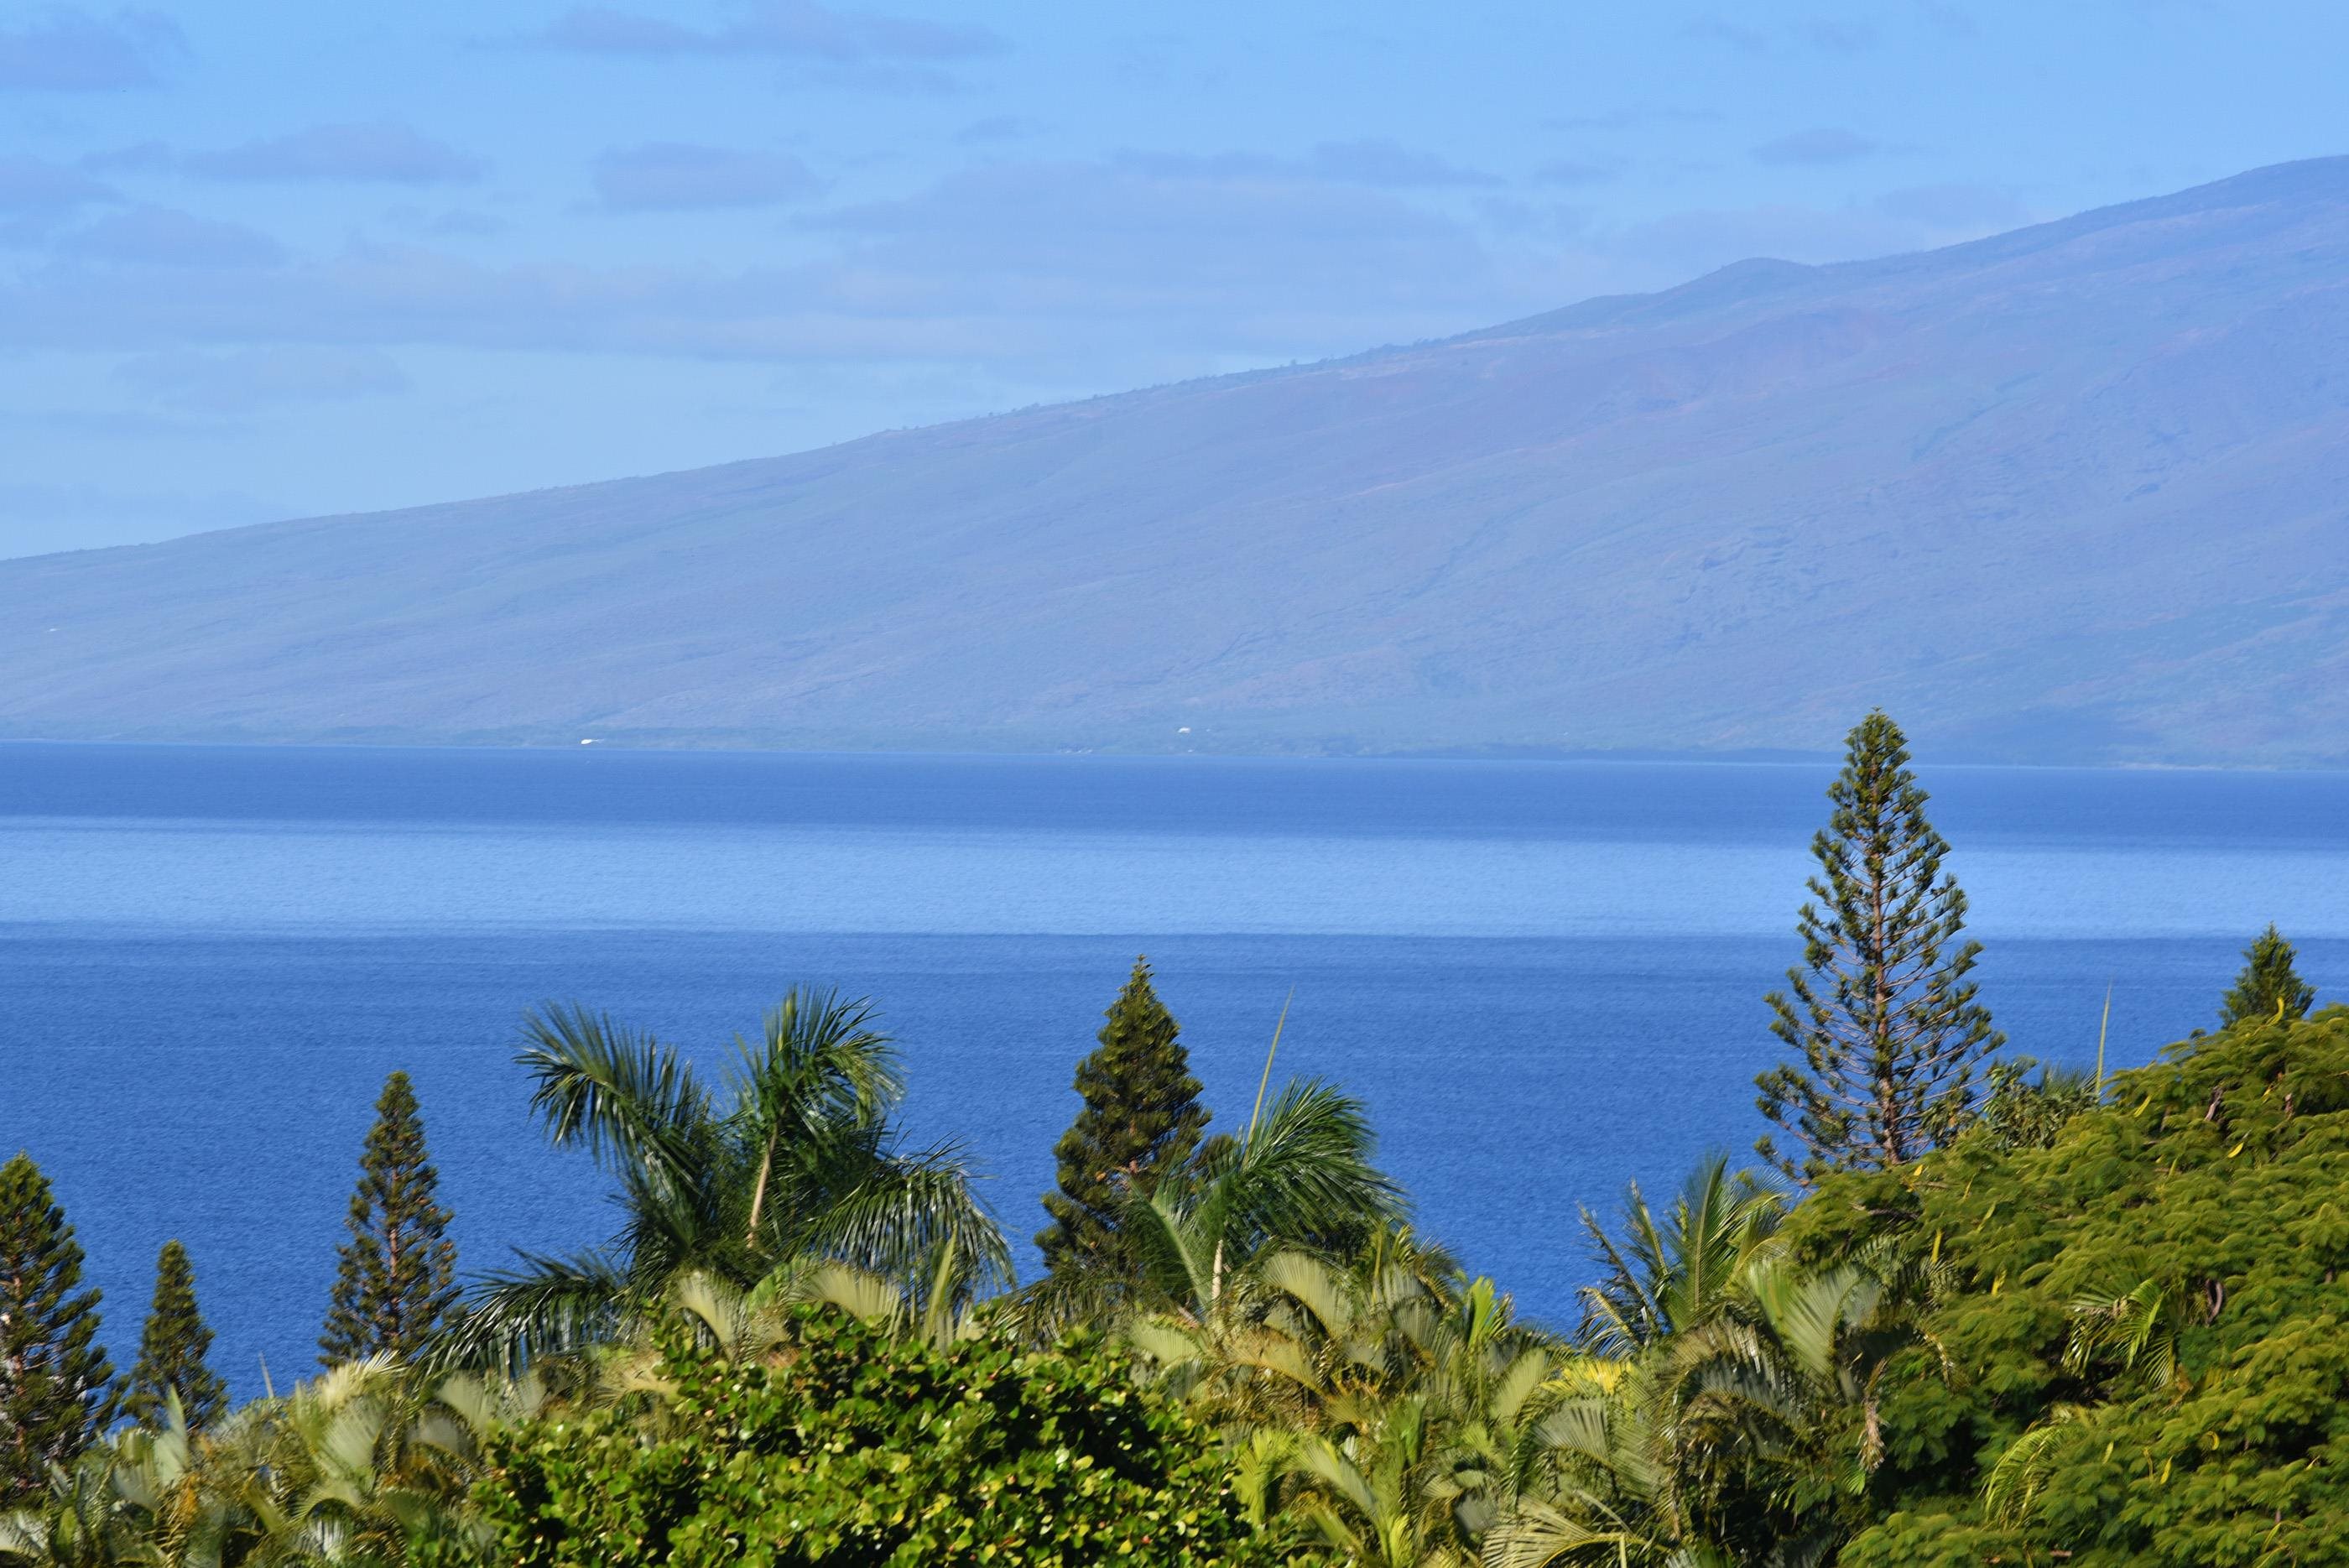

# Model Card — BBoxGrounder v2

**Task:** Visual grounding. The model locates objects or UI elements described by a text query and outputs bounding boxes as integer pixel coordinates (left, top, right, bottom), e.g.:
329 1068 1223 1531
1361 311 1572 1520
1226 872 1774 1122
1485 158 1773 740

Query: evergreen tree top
1756 711 2003 1180
2220 923 2316 1028
127 1238 227 1433
1035 956 1211 1282
320 1071 458 1367
0 1152 116 1503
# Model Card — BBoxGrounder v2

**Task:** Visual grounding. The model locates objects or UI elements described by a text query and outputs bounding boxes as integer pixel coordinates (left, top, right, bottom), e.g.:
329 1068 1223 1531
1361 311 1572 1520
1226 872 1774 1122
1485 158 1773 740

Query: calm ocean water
4 742 2345 1397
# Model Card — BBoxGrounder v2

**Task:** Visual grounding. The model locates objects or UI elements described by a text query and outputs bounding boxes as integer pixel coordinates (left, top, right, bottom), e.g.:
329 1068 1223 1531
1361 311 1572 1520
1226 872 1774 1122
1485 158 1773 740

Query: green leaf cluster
443 990 1008 1373
475 1309 1310 1567
1785 1004 2349 1565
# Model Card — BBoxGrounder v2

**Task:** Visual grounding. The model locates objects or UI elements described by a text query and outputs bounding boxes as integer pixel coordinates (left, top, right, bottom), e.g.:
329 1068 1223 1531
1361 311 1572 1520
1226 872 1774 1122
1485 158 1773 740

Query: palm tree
438 988 1009 1373
1576 1154 1785 1357
1119 1077 1404 1326
0 1362 533 1568
1487 1158 1943 1567
1135 1237 1581 1568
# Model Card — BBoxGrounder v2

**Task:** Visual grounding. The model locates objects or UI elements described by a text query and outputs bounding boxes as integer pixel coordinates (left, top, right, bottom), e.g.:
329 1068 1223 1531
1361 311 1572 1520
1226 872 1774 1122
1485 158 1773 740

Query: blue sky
2 1 2344 558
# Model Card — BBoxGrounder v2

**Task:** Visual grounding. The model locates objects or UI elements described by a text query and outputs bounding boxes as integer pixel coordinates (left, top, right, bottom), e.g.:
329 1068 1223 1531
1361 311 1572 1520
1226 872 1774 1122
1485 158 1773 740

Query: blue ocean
4 742 2346 1397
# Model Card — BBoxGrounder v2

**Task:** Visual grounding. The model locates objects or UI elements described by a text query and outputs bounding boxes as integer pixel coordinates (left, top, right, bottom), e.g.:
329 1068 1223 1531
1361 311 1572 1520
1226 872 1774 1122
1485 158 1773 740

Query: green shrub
477 1310 1305 1567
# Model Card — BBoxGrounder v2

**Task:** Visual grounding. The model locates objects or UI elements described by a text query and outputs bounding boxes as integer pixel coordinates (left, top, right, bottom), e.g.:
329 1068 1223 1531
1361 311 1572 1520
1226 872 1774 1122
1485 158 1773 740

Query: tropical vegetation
0 711 2336 1566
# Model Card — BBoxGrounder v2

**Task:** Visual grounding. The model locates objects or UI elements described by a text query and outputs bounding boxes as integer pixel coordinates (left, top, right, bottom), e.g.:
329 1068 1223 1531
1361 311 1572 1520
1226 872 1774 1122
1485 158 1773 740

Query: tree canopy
1788 1003 2349 1565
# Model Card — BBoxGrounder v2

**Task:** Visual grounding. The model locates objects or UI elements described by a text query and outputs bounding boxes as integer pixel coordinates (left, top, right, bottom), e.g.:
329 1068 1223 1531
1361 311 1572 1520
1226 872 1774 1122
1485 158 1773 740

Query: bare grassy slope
5 158 2346 762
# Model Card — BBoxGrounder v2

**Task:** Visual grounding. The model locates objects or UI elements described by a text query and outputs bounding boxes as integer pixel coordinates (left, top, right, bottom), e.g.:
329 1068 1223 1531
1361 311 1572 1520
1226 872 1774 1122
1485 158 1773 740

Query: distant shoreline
3 732 2342 774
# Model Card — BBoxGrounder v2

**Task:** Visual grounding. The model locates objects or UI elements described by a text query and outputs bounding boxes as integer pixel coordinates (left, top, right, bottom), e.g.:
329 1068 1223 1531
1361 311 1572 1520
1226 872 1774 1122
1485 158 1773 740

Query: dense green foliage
0 1155 116 1506
1789 1004 2349 1565
1035 957 1211 1293
2217 922 2315 1028
478 1306 1298 1567
6 714 2338 1568
1757 711 2003 1179
122 1242 226 1434
0 1354 523 1566
321 1071 460 1367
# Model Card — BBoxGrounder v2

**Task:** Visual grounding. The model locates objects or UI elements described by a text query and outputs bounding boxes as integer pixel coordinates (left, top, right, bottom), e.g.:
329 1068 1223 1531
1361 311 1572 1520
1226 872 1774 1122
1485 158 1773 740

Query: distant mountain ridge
5 157 2348 764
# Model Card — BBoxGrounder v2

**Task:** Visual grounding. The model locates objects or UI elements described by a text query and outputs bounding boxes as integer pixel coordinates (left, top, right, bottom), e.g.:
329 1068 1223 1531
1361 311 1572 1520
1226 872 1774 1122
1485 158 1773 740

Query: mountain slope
6 158 2349 763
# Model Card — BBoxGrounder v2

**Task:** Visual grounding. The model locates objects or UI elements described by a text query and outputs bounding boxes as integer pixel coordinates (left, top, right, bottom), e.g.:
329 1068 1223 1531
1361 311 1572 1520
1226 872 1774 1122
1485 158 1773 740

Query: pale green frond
802 1259 909 1326
1981 1404 2091 1527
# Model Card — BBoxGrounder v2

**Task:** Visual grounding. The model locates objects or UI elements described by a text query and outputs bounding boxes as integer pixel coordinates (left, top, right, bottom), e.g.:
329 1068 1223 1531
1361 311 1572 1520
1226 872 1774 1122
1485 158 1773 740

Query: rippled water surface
5 742 2344 1393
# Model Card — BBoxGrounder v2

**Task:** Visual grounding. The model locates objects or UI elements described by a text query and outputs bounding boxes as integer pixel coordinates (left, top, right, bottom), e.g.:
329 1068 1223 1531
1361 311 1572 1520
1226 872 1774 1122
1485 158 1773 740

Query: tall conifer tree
1036 958 1211 1282
2218 924 2315 1028
320 1071 458 1366
1755 711 2004 1180
0 1153 116 1505
125 1239 227 1431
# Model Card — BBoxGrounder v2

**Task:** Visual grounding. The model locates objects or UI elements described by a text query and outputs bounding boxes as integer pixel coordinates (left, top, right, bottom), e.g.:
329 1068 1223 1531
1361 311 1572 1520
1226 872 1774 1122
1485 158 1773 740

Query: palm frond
1980 1404 2090 1527
430 1250 633 1375
795 1140 1012 1302
729 988 902 1133
1220 1077 1406 1262
518 1003 710 1188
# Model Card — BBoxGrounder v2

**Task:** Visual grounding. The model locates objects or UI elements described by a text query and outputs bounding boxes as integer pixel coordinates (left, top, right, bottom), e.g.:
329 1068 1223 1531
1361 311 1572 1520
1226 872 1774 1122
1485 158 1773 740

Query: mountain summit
6 159 2347 763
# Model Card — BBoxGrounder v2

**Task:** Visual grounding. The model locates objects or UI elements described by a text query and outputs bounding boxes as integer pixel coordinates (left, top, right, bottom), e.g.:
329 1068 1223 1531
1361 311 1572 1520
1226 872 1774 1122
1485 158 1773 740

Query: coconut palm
437 988 1009 1371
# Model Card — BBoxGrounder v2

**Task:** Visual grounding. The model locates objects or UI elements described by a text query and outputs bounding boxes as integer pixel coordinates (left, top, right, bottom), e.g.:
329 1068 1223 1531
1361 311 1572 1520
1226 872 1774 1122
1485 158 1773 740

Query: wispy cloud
0 154 1517 380
0 7 185 91
0 156 117 214
1115 140 1498 190
113 346 410 412
1305 139 1500 189
1752 128 1879 167
1532 156 1628 188
1794 18 1878 52
534 1 1005 63
954 114 1041 146
180 122 487 185
56 206 286 268
1685 16 1768 53
591 143 823 211
1544 107 1722 133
